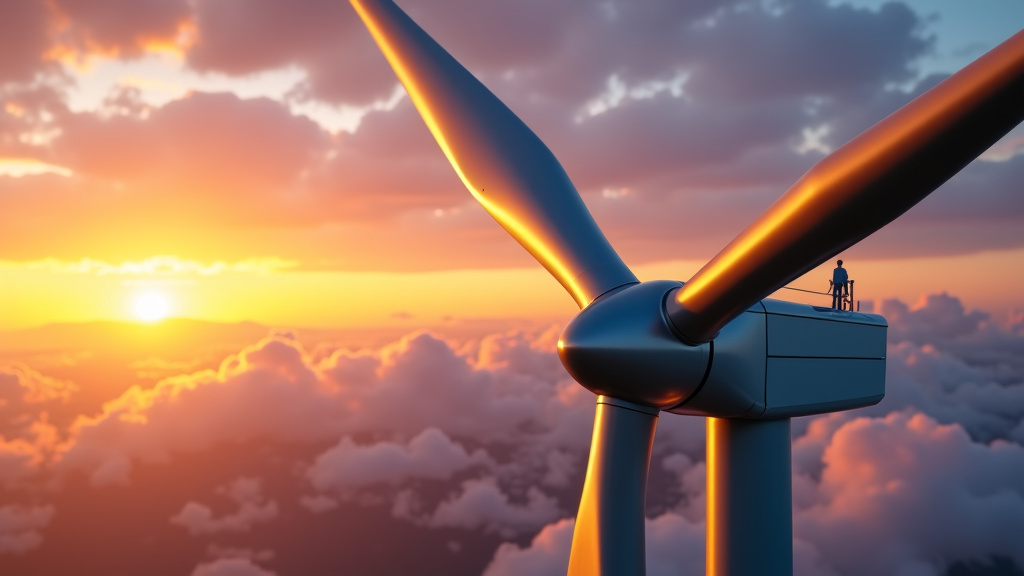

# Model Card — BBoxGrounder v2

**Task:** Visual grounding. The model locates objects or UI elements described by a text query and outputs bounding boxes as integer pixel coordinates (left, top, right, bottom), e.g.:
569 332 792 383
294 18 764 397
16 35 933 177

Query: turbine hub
558 280 711 410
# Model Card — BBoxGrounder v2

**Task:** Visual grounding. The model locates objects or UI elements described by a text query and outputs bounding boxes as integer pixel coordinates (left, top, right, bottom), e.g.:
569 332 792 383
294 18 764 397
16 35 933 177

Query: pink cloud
0 408 58 487
0 438 43 487
52 329 586 487
298 494 338 514
487 410 1024 576
0 505 55 555
794 412 1024 575
0 364 77 406
4 1 1021 269
55 91 328 199
307 427 491 492
878 293 990 344
56 334 344 485
0 2 51 83
190 557 277 576
1 296 1020 573
204 544 275 563
48 0 192 58
482 512 706 576
170 477 279 536
420 476 561 538
481 517 574 576
321 331 574 441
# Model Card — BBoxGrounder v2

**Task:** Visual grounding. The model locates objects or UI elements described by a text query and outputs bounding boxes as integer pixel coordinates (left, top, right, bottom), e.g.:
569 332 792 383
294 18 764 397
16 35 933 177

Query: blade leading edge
350 0 638 308
669 29 1024 344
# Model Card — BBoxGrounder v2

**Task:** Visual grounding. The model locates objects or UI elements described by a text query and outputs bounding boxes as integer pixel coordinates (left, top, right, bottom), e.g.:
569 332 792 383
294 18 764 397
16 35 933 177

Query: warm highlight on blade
670 29 1024 343
350 0 638 308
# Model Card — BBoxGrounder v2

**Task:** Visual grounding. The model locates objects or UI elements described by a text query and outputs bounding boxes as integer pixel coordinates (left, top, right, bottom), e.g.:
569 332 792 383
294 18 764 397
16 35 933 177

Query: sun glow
133 292 171 322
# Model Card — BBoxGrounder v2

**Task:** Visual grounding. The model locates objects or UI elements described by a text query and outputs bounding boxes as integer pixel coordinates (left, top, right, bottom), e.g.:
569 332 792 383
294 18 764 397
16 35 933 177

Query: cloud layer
2 0 1023 270
2 292 1023 574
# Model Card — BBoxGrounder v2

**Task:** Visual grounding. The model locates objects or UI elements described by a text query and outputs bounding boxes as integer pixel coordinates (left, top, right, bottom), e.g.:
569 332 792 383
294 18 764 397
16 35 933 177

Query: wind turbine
348 2 1024 574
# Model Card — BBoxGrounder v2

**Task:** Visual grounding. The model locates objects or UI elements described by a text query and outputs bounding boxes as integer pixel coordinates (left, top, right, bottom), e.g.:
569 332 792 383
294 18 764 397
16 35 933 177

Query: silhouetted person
830 260 848 310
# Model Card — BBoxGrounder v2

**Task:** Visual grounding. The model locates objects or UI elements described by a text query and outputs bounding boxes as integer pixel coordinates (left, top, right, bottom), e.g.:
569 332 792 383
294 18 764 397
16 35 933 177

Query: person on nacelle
830 259 849 310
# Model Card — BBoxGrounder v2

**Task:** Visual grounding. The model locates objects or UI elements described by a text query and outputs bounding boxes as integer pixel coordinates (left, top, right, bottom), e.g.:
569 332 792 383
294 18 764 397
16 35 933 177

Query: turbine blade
668 30 1024 344
350 0 638 308
569 397 658 576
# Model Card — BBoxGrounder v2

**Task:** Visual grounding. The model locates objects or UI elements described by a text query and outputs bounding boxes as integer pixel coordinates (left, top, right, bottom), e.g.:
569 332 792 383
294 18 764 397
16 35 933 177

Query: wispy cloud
6 256 298 276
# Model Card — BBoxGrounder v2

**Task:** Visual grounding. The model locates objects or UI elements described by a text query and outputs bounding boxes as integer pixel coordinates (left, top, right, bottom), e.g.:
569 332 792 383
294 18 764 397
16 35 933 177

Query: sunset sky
2 1 1024 576
1 0 1023 329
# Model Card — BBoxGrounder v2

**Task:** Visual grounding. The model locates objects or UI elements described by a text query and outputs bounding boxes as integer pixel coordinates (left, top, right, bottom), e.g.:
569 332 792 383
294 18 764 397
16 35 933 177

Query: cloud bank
2 1 1022 269
1 294 1021 573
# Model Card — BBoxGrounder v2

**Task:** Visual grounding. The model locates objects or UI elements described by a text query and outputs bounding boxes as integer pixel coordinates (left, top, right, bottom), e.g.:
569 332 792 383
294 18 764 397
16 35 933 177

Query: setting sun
133 292 171 322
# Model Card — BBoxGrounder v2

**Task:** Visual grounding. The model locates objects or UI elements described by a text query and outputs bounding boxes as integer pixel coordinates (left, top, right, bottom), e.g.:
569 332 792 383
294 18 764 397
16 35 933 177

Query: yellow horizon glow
0 249 1022 331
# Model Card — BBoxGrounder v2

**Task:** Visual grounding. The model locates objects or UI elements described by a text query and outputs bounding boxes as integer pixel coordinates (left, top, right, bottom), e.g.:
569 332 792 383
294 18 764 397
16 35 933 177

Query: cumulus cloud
320 331 577 442
882 341 1024 444
170 477 279 536
307 427 491 492
55 334 343 485
49 329 593 489
481 517 575 576
3 294 1021 574
487 411 1024 576
660 453 706 523
0 364 77 406
190 557 277 576
482 511 705 576
0 415 59 487
298 494 338 514
794 412 1024 576
0 505 55 555
843 294 1024 443
418 477 561 538
879 293 991 345
0 438 42 486
205 544 274 563
875 293 1024 382
539 449 578 488
473 297 1024 575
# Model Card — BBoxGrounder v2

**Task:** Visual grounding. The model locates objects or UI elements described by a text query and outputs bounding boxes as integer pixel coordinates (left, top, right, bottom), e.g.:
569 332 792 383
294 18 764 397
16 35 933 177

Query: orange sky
3 248 1024 331
1 0 1023 332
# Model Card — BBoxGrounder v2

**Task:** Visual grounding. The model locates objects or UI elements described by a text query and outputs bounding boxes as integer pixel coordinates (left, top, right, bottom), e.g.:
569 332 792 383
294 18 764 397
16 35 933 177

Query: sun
133 292 171 322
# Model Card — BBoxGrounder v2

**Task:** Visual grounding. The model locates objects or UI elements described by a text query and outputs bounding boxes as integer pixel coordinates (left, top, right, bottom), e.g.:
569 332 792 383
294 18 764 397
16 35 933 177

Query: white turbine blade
350 0 638 308
668 29 1024 344
569 397 658 576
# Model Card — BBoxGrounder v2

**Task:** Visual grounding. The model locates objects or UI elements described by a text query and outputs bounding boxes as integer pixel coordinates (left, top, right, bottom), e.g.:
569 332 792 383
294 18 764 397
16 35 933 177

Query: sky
1 0 1023 328
1 1 1024 575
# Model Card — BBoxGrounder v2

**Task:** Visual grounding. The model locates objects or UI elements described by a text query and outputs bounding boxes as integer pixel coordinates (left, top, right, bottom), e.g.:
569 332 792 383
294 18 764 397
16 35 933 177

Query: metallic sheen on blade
668 30 1024 344
350 0 638 308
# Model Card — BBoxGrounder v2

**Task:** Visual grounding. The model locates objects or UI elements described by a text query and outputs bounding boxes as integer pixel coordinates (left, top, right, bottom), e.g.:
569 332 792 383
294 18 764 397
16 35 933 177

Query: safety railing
780 280 858 311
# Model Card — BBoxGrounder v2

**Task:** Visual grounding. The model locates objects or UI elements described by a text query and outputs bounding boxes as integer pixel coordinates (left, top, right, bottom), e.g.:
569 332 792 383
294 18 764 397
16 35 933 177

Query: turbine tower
348 2 1024 574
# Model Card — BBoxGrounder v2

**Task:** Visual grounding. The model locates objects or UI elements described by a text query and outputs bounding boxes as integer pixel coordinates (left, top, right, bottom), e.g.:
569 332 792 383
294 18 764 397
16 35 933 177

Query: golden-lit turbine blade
569 397 658 576
669 29 1024 344
350 0 638 308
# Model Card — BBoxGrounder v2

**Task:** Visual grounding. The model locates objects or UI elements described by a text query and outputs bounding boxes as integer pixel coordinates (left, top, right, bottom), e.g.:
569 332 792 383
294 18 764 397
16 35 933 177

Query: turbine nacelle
559 280 887 418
